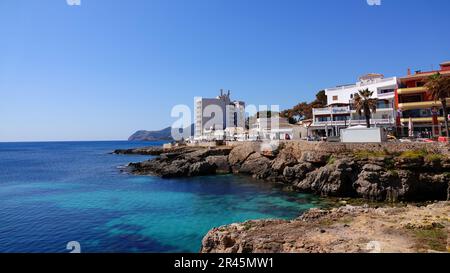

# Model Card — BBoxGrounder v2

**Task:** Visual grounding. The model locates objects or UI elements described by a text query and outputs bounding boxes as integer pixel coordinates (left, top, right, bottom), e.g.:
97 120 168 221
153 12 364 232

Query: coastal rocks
124 142 450 202
283 163 314 182
200 202 450 253
161 159 190 178
127 146 232 177
353 165 399 201
113 146 164 155
296 159 357 197
188 161 216 176
206 156 231 174
300 151 330 165
228 144 258 167
239 153 272 179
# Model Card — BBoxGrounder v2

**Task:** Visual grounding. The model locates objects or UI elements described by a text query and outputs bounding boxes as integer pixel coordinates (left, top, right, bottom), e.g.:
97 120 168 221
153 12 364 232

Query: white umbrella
408 117 414 137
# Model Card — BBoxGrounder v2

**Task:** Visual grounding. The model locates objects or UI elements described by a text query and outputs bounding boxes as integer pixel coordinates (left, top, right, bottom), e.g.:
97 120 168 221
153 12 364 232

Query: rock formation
124 141 450 202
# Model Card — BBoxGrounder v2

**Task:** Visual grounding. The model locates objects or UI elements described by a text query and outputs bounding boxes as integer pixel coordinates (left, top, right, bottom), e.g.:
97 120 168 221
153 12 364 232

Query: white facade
194 90 246 139
249 117 297 140
325 75 398 105
310 74 398 136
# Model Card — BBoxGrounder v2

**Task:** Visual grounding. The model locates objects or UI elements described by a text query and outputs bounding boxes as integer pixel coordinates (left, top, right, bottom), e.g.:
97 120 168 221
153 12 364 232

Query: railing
312 119 394 126
377 92 395 98
313 106 350 115
326 77 397 92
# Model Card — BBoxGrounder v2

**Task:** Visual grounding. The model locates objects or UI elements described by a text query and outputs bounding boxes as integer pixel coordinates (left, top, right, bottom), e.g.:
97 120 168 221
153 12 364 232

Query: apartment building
249 116 301 140
310 74 398 137
396 61 450 137
194 90 246 139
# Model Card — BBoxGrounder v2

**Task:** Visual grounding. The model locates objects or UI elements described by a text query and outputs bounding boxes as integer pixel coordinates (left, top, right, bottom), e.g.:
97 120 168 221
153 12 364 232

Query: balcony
313 106 350 115
377 91 395 99
397 87 427 95
312 118 394 127
398 98 450 110
400 117 445 123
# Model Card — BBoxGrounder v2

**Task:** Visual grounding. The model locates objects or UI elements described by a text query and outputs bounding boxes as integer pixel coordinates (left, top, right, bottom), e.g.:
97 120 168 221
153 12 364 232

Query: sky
0 0 449 142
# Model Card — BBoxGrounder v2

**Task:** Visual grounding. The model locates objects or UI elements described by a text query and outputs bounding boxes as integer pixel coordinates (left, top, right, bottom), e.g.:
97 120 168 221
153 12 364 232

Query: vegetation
399 149 428 160
327 155 336 165
425 72 450 138
425 153 445 163
353 89 378 128
412 228 448 252
281 90 327 123
353 150 389 159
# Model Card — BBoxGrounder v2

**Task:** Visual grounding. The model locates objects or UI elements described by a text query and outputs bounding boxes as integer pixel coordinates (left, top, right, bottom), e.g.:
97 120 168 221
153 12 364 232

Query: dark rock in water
189 161 216 176
127 146 233 178
113 146 164 155
161 159 190 178
206 156 231 174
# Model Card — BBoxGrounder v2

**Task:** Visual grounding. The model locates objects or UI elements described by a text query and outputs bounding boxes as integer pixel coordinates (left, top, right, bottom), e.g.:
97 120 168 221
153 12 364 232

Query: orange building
395 61 450 137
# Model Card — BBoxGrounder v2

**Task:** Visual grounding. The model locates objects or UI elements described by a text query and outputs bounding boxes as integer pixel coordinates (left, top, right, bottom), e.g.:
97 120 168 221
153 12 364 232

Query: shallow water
0 141 322 253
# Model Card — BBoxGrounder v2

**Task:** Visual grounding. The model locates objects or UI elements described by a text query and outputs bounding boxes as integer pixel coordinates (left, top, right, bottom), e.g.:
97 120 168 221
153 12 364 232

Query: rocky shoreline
117 141 450 253
124 141 450 202
201 201 450 253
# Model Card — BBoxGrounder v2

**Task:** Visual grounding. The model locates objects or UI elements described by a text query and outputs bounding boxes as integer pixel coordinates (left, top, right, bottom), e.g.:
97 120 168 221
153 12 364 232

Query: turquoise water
0 141 321 253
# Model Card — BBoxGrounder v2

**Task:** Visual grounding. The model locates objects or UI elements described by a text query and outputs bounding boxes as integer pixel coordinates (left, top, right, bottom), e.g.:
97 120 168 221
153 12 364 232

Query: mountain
128 124 194 141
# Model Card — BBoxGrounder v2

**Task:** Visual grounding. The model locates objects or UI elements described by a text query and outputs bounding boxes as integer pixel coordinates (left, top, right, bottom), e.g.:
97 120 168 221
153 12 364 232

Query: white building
195 90 246 140
310 74 398 137
249 116 302 140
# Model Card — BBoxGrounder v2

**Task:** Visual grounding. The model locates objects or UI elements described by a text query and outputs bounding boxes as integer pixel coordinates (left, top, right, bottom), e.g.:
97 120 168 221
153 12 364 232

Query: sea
0 141 322 253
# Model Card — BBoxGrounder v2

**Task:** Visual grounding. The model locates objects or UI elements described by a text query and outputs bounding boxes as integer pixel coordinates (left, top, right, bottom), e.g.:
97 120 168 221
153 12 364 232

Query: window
416 82 425 87
333 96 338 101
379 89 395 94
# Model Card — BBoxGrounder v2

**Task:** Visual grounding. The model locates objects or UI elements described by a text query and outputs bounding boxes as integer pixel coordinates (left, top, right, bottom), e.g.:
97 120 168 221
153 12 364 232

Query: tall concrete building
194 90 246 139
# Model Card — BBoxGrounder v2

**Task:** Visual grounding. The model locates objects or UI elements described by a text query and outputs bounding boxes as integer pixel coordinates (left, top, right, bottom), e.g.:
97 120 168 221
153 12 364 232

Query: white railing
313 106 350 115
312 119 394 127
326 77 397 92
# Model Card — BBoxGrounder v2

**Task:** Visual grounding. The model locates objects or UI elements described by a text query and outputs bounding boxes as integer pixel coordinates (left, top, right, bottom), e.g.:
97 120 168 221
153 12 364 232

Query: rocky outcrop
201 202 450 253
113 146 164 155
124 141 450 202
127 146 233 177
297 159 358 197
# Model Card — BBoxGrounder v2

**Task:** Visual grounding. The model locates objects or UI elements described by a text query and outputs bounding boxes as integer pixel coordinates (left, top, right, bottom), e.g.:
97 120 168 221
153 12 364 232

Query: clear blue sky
1 0 449 141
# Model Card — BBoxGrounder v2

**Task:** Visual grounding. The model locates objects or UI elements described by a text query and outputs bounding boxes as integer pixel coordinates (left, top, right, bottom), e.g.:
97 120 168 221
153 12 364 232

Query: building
310 74 398 137
396 61 450 137
249 116 303 140
194 90 246 140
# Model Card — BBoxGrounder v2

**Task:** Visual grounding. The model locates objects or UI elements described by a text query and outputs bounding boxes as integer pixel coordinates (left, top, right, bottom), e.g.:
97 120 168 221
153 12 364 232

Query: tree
281 90 327 123
425 73 450 138
353 89 377 128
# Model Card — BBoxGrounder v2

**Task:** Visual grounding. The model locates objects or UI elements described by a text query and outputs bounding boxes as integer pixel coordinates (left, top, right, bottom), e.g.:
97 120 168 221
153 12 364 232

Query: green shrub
327 155 336 165
399 149 427 160
425 154 445 163
353 150 388 159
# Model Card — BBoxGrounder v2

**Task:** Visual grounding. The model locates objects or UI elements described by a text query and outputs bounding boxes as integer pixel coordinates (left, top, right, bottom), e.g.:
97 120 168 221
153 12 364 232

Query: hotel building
310 74 398 137
194 90 246 139
396 61 450 137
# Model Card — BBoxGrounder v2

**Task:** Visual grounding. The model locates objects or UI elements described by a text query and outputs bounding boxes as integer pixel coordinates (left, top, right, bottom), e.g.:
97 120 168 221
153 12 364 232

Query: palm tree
353 89 378 128
425 72 450 138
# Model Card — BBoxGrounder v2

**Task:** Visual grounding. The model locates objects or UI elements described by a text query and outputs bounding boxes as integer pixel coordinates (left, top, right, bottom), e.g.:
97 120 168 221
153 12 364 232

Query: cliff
127 141 450 202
